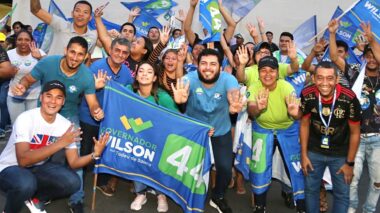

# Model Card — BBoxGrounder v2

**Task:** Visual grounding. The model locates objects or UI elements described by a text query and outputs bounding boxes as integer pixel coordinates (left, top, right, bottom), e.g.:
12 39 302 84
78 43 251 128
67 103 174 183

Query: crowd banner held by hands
94 81 213 213
199 0 222 43
121 0 177 18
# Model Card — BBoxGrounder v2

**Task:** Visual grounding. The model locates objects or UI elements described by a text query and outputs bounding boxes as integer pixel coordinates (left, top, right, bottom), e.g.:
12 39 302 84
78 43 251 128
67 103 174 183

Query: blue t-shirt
184 71 239 136
79 57 133 126
31 55 95 118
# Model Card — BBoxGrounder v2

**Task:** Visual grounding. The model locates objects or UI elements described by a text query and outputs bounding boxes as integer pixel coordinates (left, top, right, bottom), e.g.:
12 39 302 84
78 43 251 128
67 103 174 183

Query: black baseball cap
41 80 66 97
258 56 279 70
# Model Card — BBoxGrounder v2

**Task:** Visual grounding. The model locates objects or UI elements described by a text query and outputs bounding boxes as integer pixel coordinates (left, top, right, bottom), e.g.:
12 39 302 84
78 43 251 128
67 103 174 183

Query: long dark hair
159 49 178 89
132 61 159 103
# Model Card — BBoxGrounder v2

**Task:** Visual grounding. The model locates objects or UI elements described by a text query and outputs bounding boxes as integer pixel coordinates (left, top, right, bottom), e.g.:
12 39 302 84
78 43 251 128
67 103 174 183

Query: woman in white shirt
7 29 45 124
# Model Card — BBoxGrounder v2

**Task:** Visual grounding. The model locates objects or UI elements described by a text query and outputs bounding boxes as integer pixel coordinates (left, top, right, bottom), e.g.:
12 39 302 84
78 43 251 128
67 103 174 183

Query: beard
65 59 82 70
197 70 220 84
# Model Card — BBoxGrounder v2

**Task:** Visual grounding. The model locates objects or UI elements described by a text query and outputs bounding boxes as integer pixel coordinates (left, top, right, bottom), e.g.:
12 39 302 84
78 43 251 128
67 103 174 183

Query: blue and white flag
199 0 222 43
233 110 252 180
293 15 317 50
33 0 66 53
0 4 16 30
95 81 212 213
121 0 177 18
222 0 261 21
322 6 343 41
88 16 120 31
131 10 162 37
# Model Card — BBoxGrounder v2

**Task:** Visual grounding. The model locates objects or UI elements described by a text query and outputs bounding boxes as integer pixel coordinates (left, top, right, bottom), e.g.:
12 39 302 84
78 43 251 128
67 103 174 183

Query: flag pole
307 0 360 43
91 172 98 211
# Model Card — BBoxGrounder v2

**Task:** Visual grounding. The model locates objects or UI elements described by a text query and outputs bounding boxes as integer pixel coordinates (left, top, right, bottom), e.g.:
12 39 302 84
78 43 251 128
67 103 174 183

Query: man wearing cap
247 56 305 213
11 36 104 212
236 41 299 88
300 61 361 213
0 80 109 213
230 33 245 53
348 22 380 213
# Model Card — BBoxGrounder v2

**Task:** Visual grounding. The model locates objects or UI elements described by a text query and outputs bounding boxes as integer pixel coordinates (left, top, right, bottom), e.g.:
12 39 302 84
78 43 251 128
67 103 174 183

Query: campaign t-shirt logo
214 93 222 100
196 87 204 95
69 85 78 93
24 59 32 66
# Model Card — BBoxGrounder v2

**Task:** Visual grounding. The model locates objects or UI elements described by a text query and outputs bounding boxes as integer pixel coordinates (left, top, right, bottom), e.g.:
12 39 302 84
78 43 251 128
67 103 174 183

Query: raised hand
93 132 110 157
30 41 42 60
285 92 300 118
287 41 298 60
171 78 190 104
108 29 120 39
313 38 327 53
177 43 188 63
190 0 199 7
254 88 269 111
94 2 109 17
160 25 171 45
175 9 186 22
129 7 140 19
257 16 265 29
246 23 258 38
228 89 245 113
93 69 109 89
237 45 249 67
58 124 82 146
360 22 374 43
328 19 339 34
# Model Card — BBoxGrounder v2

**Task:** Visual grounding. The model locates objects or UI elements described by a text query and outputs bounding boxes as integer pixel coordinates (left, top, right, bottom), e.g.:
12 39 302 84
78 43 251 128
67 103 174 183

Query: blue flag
131 10 162 37
199 0 222 43
222 0 261 21
121 0 177 18
322 34 363 66
322 6 343 41
95 81 212 213
88 16 120 31
293 15 317 50
33 0 66 52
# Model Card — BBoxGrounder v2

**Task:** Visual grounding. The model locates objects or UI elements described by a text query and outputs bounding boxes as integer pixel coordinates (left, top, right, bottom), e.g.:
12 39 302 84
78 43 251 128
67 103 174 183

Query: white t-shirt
47 14 97 55
0 108 76 172
7 48 46 99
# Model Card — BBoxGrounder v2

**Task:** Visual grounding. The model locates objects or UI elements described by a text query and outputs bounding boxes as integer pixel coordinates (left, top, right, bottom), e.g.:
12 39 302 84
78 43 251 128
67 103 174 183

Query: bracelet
91 152 100 160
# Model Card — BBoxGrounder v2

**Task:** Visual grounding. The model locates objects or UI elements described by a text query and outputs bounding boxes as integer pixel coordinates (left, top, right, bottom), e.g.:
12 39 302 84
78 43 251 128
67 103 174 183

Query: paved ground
0 131 378 213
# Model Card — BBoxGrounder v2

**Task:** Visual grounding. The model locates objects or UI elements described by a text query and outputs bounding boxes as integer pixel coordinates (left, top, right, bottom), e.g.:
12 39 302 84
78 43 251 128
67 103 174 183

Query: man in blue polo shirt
172 48 244 213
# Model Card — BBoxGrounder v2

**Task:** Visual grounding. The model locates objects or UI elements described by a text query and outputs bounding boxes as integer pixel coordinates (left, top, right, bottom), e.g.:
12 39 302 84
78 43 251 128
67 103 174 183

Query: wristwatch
91 152 100 160
345 160 355 167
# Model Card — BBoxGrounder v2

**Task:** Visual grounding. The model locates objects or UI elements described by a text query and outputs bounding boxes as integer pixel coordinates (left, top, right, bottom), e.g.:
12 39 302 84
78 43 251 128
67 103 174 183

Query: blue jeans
305 151 349 213
349 135 380 213
133 181 162 195
0 163 80 213
0 81 10 129
211 131 233 199
7 96 38 124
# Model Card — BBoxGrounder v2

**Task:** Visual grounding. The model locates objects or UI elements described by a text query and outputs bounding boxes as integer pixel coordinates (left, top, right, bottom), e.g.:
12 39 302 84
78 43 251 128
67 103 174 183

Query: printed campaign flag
88 16 120 31
95 81 212 213
293 15 317 50
0 4 16 30
121 0 177 18
33 0 66 53
322 6 343 41
131 10 162 37
233 110 252 179
199 0 222 43
222 0 261 21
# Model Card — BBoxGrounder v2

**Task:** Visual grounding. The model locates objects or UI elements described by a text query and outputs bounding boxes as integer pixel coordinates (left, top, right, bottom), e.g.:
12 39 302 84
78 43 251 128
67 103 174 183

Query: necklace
366 75 379 93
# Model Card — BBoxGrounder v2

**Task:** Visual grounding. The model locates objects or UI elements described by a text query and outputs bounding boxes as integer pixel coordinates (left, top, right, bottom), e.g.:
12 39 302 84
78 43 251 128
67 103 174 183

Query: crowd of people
0 0 379 213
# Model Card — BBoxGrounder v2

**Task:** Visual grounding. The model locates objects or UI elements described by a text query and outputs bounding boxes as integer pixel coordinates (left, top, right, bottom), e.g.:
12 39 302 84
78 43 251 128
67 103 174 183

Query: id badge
320 135 330 149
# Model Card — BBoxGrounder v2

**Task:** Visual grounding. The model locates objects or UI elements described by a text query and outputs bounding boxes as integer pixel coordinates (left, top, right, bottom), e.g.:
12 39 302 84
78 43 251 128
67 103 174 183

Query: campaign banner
131 10 162 37
121 0 177 18
222 0 261 21
199 0 222 43
95 81 212 213
293 15 317 50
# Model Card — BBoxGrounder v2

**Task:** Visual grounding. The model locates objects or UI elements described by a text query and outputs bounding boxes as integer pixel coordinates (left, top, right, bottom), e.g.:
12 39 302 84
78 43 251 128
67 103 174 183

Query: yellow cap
0 33 6 42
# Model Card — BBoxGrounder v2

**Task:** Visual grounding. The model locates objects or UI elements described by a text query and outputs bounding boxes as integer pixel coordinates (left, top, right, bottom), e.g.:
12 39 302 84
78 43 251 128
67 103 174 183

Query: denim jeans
133 181 162 195
0 81 10 129
349 135 380 213
305 151 349 213
0 163 80 213
7 96 38 124
211 131 233 199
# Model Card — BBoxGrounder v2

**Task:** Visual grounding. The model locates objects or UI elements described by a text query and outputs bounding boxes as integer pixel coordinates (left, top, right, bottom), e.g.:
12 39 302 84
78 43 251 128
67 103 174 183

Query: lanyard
318 89 336 135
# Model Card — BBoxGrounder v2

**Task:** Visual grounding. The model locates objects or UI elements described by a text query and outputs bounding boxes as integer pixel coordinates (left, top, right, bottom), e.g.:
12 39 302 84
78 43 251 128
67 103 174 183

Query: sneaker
25 198 47 213
347 207 356 213
157 194 168 212
69 202 84 213
0 130 5 138
281 191 295 209
209 197 232 213
254 205 266 213
130 194 147 211
97 185 115 197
